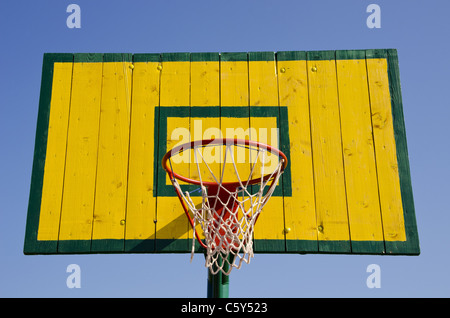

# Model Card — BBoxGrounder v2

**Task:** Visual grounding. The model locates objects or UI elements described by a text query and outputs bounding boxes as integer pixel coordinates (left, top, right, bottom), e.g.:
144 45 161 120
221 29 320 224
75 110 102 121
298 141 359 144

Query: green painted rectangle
190 106 220 117
220 105 249 117
155 106 290 198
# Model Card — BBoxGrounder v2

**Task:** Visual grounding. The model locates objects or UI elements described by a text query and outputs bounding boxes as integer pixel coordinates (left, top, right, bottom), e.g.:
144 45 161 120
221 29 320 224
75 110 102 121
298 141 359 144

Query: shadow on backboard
126 212 193 253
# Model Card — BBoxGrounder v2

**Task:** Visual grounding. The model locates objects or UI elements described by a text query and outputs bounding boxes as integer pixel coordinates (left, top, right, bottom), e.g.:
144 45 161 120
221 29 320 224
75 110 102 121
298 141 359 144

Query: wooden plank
190 110 221 184
159 109 190 249
277 51 318 252
366 50 408 252
336 51 384 253
248 52 285 252
58 53 103 253
189 109 221 250
124 54 160 252
159 53 190 106
190 53 220 106
37 61 73 242
190 53 221 183
190 53 221 250
248 52 278 107
366 51 405 246
24 53 74 255
219 53 253 255
220 53 251 184
155 53 191 252
248 52 278 179
91 54 132 252
385 49 419 254
307 51 350 253
220 52 249 106
160 53 191 186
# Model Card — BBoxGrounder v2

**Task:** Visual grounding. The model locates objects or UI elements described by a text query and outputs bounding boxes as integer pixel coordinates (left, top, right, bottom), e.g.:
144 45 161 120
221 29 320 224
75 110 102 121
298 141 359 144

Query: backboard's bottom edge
24 238 420 255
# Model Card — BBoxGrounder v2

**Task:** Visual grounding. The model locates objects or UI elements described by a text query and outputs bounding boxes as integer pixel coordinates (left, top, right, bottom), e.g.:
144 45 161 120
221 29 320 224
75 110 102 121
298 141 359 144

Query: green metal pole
206 256 229 298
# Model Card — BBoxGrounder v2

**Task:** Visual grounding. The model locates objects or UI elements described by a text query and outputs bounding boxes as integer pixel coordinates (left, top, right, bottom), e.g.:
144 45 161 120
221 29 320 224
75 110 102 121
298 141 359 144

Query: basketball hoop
162 138 287 275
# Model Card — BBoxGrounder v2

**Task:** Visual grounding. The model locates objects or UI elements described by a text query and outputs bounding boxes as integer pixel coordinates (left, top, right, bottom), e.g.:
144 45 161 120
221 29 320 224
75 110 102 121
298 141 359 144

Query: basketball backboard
24 50 419 256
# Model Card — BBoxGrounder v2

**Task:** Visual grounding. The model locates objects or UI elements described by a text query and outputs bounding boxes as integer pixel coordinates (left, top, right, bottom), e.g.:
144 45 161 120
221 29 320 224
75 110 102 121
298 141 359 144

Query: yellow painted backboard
24 50 419 255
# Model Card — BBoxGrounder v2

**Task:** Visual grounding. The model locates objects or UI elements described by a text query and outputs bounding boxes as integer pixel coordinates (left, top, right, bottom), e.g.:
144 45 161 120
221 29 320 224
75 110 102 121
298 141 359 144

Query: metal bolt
318 225 323 232
280 67 286 73
284 227 291 234
157 64 163 71
120 219 126 225
311 66 317 72
129 64 134 70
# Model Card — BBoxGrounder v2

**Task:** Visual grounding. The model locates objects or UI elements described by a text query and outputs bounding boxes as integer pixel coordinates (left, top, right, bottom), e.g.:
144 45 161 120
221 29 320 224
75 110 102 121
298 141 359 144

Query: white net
167 141 285 275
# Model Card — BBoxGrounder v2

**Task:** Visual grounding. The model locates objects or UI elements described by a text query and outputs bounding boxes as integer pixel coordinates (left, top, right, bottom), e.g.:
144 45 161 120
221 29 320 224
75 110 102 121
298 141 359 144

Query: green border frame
24 53 74 254
155 106 290 197
24 50 419 255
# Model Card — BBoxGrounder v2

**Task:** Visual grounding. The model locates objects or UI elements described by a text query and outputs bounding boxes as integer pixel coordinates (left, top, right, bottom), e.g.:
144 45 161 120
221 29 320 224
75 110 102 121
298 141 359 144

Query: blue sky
1 0 449 297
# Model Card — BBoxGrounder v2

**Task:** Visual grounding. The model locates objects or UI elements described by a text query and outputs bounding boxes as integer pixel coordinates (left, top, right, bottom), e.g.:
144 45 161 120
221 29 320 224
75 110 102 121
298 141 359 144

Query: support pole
206 256 229 298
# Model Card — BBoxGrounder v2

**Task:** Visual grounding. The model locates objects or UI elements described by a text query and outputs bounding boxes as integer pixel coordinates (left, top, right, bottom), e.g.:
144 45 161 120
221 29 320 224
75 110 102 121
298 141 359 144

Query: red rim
162 138 288 188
